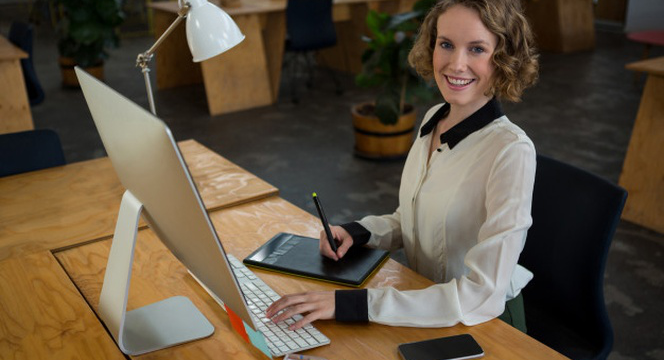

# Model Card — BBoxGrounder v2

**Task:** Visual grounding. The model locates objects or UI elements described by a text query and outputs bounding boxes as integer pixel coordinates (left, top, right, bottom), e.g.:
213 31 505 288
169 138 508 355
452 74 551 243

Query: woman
267 0 539 332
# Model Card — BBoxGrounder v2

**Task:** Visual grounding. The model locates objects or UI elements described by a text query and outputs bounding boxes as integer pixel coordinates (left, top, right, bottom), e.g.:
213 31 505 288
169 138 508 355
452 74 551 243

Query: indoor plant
56 0 124 86
352 0 435 159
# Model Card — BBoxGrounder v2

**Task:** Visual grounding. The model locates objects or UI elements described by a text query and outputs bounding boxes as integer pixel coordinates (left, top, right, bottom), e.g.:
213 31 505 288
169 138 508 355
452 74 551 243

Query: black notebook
243 232 389 287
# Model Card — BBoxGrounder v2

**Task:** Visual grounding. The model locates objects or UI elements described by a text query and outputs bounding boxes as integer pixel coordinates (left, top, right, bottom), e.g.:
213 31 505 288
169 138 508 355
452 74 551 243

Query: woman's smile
445 75 475 89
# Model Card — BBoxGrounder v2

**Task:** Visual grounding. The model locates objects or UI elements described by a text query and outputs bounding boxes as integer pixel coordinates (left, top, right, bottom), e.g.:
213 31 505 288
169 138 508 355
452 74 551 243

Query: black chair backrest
8 21 45 106
0 129 66 177
520 154 627 359
286 0 337 51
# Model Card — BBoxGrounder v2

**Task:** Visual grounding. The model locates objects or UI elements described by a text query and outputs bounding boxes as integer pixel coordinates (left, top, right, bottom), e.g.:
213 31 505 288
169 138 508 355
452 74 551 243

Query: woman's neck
428 96 492 158
444 96 492 130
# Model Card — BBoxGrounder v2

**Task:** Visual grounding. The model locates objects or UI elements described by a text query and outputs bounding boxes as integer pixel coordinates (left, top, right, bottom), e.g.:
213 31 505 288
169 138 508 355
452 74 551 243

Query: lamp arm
136 3 191 115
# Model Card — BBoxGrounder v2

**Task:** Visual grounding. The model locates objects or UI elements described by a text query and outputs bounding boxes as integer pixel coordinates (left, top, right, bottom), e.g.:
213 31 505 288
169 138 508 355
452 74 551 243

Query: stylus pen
312 192 338 253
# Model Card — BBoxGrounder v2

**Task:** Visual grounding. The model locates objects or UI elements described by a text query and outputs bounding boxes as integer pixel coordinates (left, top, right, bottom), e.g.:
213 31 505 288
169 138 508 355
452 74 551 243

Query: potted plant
56 0 124 87
352 0 435 160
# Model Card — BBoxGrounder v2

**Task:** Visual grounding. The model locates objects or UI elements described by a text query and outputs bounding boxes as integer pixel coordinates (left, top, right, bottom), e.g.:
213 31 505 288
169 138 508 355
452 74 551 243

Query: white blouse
358 102 536 327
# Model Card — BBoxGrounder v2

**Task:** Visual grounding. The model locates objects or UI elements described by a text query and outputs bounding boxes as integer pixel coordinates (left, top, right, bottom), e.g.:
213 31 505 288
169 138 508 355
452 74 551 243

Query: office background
1 1 663 359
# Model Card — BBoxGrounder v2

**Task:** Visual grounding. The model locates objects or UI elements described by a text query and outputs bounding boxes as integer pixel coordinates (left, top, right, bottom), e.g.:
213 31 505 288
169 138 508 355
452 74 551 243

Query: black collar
419 98 504 149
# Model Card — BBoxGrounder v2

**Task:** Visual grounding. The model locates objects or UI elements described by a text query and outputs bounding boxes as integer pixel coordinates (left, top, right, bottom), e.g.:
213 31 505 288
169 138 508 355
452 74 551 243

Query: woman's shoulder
485 116 534 147
473 117 536 163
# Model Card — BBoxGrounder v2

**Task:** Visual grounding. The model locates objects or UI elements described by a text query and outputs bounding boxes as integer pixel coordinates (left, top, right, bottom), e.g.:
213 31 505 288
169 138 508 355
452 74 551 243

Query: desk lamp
136 0 245 115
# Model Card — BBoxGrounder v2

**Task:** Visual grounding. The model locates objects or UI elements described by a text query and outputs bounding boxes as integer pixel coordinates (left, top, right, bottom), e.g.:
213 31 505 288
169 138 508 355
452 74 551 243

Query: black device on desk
243 232 389 287
398 334 484 360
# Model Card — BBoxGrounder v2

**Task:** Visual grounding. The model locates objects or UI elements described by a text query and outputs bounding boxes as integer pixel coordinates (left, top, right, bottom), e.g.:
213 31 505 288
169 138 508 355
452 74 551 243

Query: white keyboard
224 255 330 356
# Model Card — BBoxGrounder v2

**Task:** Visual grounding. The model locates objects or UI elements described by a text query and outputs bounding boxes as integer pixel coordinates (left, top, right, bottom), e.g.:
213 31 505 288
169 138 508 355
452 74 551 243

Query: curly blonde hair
408 0 539 102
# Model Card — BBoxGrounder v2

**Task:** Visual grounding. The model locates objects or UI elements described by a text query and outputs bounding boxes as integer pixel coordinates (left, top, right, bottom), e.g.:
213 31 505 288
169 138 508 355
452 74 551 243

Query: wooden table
149 0 398 116
620 57 664 234
0 140 569 360
0 35 33 134
0 139 277 260
523 0 595 53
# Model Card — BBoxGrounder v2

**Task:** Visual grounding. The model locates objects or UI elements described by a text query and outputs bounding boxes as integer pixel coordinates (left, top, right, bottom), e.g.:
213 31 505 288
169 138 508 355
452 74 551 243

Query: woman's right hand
320 225 353 261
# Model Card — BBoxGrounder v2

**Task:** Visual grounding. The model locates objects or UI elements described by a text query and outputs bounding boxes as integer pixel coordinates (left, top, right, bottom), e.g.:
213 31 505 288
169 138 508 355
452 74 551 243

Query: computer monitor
75 67 257 355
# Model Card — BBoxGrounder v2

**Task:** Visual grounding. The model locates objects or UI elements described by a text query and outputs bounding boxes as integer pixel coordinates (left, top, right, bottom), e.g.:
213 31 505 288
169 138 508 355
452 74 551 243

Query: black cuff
339 222 371 247
335 289 368 322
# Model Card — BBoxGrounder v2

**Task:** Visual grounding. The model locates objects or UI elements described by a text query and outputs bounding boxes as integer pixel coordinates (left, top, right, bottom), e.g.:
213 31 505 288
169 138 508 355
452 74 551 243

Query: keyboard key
244 283 258 291
223 254 330 356
295 339 308 347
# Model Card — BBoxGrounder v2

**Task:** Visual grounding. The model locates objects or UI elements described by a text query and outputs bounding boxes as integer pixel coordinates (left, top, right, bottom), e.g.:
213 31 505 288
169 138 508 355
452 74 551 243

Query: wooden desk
0 35 33 134
55 196 568 360
149 0 396 116
0 142 568 360
0 139 277 260
0 251 125 359
620 57 664 234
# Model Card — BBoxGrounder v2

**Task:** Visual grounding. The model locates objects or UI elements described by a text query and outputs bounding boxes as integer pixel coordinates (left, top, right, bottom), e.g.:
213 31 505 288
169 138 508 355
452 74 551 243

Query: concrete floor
2 16 664 360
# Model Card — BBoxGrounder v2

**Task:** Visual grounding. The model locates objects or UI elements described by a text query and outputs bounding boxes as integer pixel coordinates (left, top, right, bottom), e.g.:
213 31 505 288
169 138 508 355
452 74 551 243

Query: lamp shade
186 0 245 62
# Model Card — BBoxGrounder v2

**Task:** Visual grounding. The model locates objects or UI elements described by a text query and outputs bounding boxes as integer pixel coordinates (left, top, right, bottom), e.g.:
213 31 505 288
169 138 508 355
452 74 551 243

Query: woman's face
433 5 498 111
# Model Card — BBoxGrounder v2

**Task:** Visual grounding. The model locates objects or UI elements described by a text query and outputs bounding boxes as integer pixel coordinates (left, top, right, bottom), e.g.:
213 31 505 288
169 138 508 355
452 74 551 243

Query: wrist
339 222 370 247
335 289 368 322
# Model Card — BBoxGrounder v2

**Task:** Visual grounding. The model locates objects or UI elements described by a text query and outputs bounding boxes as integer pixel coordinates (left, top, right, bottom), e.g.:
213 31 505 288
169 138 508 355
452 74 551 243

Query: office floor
2 16 664 360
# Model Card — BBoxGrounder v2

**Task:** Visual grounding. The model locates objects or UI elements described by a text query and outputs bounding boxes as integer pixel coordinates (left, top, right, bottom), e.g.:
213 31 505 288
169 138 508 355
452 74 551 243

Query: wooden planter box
352 103 416 160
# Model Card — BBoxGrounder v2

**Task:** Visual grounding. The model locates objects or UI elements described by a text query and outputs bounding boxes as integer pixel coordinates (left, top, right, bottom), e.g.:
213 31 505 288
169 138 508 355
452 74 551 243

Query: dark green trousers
498 293 527 333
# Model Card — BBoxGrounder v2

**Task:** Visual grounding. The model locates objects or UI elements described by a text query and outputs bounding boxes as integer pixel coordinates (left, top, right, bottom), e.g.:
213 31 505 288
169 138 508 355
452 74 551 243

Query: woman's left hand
265 291 335 330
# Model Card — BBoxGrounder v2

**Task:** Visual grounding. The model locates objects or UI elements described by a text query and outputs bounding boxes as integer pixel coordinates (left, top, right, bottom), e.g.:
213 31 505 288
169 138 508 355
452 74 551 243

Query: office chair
519 154 627 360
8 21 45 106
0 129 66 177
284 0 342 103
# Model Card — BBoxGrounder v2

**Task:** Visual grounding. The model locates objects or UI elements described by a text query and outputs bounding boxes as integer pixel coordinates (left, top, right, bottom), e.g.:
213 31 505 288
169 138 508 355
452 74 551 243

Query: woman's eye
439 41 453 49
470 46 485 54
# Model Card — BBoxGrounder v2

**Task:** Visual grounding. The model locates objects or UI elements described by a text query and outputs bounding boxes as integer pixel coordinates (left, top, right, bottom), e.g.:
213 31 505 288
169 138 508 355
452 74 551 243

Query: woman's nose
448 50 467 72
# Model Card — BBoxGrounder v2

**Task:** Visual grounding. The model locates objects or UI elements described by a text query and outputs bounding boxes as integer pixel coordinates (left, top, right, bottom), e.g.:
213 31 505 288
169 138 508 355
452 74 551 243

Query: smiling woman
409 0 539 104
430 5 498 137
266 0 541 335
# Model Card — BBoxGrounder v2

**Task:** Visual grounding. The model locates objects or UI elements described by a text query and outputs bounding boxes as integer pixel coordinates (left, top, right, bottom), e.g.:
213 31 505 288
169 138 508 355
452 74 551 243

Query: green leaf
70 21 103 44
397 38 413 71
375 90 400 125
360 48 374 63
68 7 91 23
359 8 434 115
365 10 382 36
387 11 420 30
96 0 124 25
56 0 122 64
